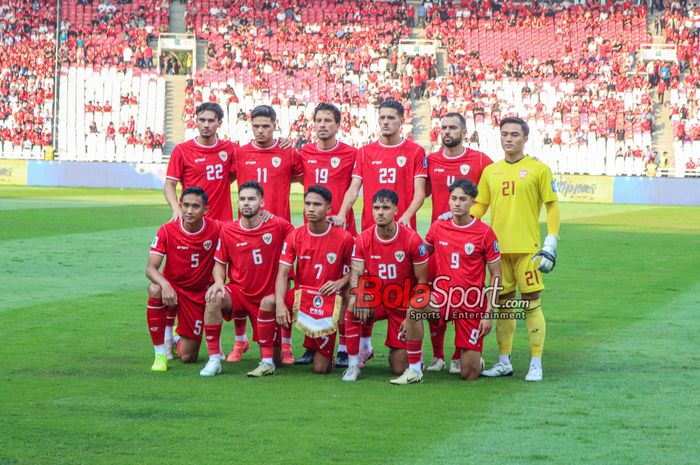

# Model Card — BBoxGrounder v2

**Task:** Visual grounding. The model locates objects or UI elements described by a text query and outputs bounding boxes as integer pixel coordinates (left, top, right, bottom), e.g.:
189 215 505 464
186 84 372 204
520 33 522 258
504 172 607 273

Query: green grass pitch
1 186 699 464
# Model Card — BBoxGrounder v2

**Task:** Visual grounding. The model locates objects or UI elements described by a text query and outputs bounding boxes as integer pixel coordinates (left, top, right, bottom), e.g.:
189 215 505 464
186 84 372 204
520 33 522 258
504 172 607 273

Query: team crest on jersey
464 243 475 255
519 169 528 179
203 240 213 251
327 253 337 264
396 156 407 167
271 157 282 168
262 233 273 245
395 251 405 263
460 164 470 175
313 295 323 308
218 151 228 162
330 157 340 168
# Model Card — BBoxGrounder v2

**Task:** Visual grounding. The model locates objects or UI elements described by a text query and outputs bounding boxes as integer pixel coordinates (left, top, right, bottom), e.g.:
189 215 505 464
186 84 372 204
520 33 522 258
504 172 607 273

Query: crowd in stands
422 0 657 176
182 0 416 146
0 1 56 158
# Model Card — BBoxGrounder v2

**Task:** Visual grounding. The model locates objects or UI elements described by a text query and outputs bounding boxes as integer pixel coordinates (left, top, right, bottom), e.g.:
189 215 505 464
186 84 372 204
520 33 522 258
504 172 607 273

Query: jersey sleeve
483 227 501 263
539 164 558 204
279 218 295 238
228 145 237 179
342 232 354 267
409 231 429 265
279 230 297 267
166 146 183 181
414 145 428 178
351 148 364 180
351 234 365 262
424 223 436 247
291 149 304 177
214 227 230 264
150 225 168 256
475 166 491 206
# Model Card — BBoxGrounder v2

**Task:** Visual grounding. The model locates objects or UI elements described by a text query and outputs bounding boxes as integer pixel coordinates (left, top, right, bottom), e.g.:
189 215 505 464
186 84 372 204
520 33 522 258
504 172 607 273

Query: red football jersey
424 218 500 305
353 223 429 292
352 139 427 230
150 219 221 292
300 141 358 235
427 147 493 221
235 140 303 222
279 224 354 289
215 216 294 302
166 138 237 221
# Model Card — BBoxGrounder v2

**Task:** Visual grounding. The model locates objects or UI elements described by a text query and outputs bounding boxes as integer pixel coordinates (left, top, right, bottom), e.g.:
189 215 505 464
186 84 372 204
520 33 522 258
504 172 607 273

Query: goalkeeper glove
533 234 558 273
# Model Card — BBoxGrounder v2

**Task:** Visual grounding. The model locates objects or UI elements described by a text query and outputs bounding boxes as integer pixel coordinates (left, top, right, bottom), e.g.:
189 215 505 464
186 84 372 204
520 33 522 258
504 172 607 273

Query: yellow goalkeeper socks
496 299 516 358
525 299 546 358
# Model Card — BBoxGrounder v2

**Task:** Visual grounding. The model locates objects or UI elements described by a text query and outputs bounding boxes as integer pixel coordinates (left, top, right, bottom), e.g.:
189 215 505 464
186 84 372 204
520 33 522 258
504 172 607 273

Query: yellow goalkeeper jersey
475 156 558 253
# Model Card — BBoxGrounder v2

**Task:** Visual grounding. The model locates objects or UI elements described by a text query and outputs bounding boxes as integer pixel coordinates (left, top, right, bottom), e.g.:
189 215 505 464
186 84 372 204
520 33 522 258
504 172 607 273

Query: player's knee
460 368 479 381
522 292 540 301
147 283 162 298
179 351 198 364
259 295 275 312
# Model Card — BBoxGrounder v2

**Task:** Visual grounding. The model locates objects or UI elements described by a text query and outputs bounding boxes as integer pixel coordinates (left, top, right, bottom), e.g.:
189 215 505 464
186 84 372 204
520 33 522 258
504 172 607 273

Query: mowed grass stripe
1 226 160 312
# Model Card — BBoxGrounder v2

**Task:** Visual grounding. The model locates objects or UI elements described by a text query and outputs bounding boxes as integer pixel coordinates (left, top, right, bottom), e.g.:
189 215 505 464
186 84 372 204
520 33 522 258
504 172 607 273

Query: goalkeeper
471 117 560 382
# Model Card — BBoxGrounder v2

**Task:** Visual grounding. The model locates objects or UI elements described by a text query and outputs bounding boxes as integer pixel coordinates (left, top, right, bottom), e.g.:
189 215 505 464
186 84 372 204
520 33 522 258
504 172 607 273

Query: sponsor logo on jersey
271 157 282 168
330 157 340 168
438 241 449 246
195 157 206 163
262 233 272 245
371 160 382 165
236 241 248 247
203 240 213 251
464 243 475 255
434 168 445 173
395 251 405 262
218 151 228 162
177 245 189 250
397 156 407 167
245 160 257 165
460 164 470 175
313 295 323 308
327 253 337 264
519 169 528 178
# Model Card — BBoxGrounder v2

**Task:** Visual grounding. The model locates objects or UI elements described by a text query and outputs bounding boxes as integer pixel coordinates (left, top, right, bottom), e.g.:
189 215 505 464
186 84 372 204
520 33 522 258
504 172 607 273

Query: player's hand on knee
276 304 291 327
354 307 369 323
161 283 178 307
398 320 406 342
533 234 558 273
205 283 225 303
326 215 347 229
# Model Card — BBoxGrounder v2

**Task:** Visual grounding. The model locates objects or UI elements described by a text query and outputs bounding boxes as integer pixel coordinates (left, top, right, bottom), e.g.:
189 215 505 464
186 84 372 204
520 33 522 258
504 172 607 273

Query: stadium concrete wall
2 160 699 206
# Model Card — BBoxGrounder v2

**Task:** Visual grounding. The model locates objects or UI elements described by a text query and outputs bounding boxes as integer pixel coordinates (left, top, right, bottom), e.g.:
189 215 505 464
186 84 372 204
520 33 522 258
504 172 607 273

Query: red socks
204 324 222 357
429 319 445 360
257 310 276 360
407 339 422 365
146 297 165 346
344 312 361 356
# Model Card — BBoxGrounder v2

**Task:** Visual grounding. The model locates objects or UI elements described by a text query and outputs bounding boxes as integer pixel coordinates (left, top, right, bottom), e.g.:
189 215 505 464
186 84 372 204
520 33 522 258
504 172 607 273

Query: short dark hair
372 188 399 206
444 112 466 128
304 185 332 204
499 116 529 137
181 186 209 205
379 99 404 118
195 102 224 121
238 181 264 197
449 178 478 198
313 102 341 124
251 105 277 122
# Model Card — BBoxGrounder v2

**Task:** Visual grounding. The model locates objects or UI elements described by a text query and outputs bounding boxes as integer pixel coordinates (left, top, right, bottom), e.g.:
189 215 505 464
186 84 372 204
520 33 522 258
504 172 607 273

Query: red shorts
371 306 406 350
283 289 336 360
172 287 205 342
431 291 484 353
223 284 262 341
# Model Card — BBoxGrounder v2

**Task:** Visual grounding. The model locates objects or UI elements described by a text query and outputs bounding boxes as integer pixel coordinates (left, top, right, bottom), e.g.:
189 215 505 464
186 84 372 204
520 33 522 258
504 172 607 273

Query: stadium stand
56 0 168 161
0 1 56 159
424 0 653 176
183 0 415 146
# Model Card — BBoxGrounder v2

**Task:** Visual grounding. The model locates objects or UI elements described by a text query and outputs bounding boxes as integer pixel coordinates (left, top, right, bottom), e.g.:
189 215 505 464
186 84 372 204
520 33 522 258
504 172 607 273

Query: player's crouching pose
404 179 502 381
342 189 429 383
251 185 354 377
145 187 221 371
198 181 293 377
